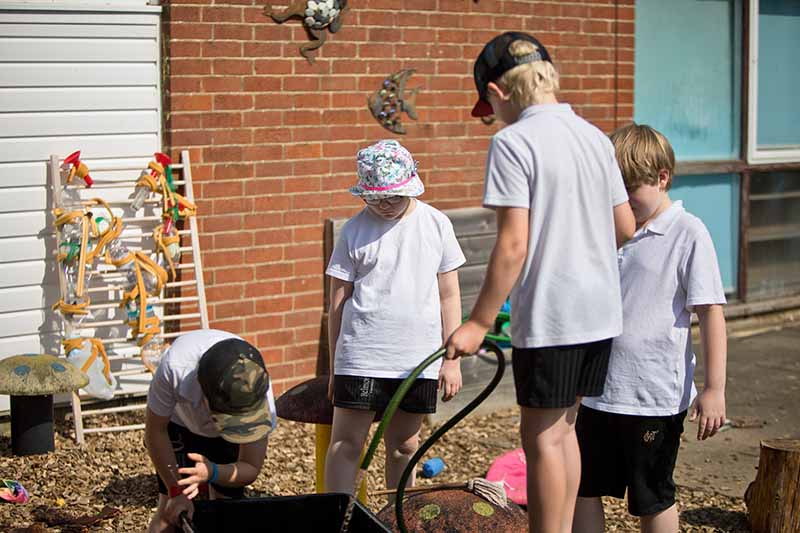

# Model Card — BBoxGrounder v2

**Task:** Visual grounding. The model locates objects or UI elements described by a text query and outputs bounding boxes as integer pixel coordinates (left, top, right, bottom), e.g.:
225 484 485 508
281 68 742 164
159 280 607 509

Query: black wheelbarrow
188 493 390 532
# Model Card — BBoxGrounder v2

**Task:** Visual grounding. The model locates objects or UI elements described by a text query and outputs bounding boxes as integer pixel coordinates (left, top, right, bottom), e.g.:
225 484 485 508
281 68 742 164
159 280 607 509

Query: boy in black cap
445 32 635 533
145 329 276 532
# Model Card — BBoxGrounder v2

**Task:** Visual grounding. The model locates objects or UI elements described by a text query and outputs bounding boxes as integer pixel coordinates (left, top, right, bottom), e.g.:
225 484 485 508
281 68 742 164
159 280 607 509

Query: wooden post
745 439 800 533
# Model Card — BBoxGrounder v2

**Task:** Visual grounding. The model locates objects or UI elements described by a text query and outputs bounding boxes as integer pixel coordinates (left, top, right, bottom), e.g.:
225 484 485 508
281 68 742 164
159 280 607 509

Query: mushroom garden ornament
0 354 88 456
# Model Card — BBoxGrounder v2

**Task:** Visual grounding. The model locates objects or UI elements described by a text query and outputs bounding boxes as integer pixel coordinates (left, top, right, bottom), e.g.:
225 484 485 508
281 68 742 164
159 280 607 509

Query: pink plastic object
0 479 29 504
485 448 527 506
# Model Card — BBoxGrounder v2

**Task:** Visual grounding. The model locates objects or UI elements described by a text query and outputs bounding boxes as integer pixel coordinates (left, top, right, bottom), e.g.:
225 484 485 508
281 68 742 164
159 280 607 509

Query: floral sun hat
350 139 424 198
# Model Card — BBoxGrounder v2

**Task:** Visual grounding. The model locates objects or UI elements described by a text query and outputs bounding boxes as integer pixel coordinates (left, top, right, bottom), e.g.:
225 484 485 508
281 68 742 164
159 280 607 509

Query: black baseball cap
471 31 552 118
197 338 274 443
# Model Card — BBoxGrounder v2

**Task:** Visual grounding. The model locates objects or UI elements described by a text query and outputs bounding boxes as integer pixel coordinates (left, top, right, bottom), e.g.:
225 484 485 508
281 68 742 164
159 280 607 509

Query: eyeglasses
363 196 405 207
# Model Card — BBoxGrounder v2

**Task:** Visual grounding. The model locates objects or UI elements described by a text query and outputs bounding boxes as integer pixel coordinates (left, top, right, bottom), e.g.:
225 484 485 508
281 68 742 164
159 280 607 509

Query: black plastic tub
189 493 392 532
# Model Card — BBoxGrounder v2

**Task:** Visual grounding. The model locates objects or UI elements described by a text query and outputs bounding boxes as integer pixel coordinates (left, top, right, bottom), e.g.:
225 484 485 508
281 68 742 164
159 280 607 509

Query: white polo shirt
483 103 628 348
583 201 727 416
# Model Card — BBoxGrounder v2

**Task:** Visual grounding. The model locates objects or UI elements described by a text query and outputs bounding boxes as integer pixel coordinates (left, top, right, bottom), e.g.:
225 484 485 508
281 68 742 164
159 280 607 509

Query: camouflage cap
197 338 275 444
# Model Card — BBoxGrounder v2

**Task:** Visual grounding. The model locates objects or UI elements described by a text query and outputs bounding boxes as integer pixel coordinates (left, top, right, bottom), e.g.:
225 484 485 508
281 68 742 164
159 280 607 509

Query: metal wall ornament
264 0 348 64
368 69 420 135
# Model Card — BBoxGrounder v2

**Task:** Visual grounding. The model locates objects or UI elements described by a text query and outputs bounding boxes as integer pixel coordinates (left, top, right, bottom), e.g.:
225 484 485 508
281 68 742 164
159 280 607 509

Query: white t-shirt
147 329 277 438
483 104 628 348
326 201 466 380
583 201 727 416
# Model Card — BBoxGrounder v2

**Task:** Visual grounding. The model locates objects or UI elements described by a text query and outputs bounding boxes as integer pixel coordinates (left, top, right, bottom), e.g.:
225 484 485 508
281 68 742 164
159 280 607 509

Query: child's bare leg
147 494 174 533
562 404 581 529
382 410 424 491
325 407 374 493
520 404 578 533
573 497 605 533
640 504 678 533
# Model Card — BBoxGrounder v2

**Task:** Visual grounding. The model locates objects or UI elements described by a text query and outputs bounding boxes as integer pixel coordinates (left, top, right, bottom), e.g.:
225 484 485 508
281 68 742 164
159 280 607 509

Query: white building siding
0 2 162 411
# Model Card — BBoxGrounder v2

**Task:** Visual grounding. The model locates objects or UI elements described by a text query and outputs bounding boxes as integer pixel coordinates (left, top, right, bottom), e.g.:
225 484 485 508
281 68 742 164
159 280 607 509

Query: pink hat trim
360 174 415 192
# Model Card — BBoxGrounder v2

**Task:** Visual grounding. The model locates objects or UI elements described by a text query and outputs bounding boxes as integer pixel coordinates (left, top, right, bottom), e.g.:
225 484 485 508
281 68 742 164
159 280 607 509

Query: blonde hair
609 123 675 191
498 40 560 108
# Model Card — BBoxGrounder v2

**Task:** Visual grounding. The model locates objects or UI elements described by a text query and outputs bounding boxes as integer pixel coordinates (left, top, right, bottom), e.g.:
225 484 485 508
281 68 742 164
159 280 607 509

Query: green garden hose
357 341 506 533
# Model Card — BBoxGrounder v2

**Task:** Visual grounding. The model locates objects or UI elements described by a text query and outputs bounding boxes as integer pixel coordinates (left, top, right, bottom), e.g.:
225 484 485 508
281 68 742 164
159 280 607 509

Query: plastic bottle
59 222 83 265
141 337 167 371
131 169 152 211
107 240 136 292
65 335 116 400
162 225 181 263
126 302 155 324
421 457 445 478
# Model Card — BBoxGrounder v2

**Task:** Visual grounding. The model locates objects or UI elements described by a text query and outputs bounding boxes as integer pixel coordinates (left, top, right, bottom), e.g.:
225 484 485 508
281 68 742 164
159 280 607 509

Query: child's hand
445 320 488 360
178 452 212 498
438 359 462 402
164 493 194 526
689 388 726 440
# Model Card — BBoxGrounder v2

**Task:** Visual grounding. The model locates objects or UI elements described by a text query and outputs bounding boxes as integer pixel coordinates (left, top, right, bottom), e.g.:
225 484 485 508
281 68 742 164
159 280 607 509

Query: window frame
746 0 800 164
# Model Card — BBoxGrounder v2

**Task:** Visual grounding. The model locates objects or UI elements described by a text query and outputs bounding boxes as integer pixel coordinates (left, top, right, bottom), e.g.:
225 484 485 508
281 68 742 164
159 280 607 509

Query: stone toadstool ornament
263 0 348 64
377 488 528 532
0 354 88 456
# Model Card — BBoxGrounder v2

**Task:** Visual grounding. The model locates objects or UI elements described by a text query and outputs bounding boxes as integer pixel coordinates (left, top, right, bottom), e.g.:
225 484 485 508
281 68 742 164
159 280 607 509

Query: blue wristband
208 461 218 484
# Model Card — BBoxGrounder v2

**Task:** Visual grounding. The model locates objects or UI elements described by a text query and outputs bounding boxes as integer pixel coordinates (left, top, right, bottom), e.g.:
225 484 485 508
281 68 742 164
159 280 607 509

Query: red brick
255 296 292 314
256 263 294 280
214 266 253 284
202 6 242 23
213 59 252 75
245 281 284 299
166 3 637 383
245 246 284 264
201 41 242 58
202 112 243 128
172 23 212 40
206 284 244 302
171 94 212 112
244 42 283 58
213 23 253 41
214 94 253 110
170 6 201 22
245 314 285 333
170 58 212 75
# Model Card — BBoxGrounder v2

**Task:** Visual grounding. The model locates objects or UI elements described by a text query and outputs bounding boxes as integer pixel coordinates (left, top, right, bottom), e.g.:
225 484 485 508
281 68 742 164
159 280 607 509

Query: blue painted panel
634 0 742 160
671 174 740 293
757 0 800 147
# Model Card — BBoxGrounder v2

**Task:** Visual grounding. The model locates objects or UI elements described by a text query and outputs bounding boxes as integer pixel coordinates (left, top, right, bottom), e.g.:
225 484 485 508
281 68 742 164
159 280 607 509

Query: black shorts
332 375 438 414
511 339 612 408
576 405 687 517
155 421 244 499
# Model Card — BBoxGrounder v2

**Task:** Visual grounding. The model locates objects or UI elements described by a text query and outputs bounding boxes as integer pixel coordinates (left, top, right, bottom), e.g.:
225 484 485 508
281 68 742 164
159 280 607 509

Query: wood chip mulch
0 410 749 532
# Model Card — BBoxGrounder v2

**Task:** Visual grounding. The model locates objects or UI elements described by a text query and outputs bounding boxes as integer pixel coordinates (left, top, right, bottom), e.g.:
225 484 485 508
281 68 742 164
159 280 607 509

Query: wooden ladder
49 150 209 443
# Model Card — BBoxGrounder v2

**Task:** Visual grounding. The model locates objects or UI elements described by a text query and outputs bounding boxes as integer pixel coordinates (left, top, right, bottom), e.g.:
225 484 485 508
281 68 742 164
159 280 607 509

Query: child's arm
690 303 727 440
613 201 636 247
328 277 354 399
438 269 462 401
177 437 269 493
446 207 529 358
145 408 194 524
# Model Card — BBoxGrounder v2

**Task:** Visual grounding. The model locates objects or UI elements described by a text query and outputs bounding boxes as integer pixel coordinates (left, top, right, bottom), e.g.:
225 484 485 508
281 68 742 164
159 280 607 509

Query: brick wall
163 0 635 395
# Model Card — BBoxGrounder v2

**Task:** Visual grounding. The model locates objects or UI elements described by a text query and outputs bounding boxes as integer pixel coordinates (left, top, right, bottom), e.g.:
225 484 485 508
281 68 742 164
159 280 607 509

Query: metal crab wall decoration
264 0 348 64
368 69 420 135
